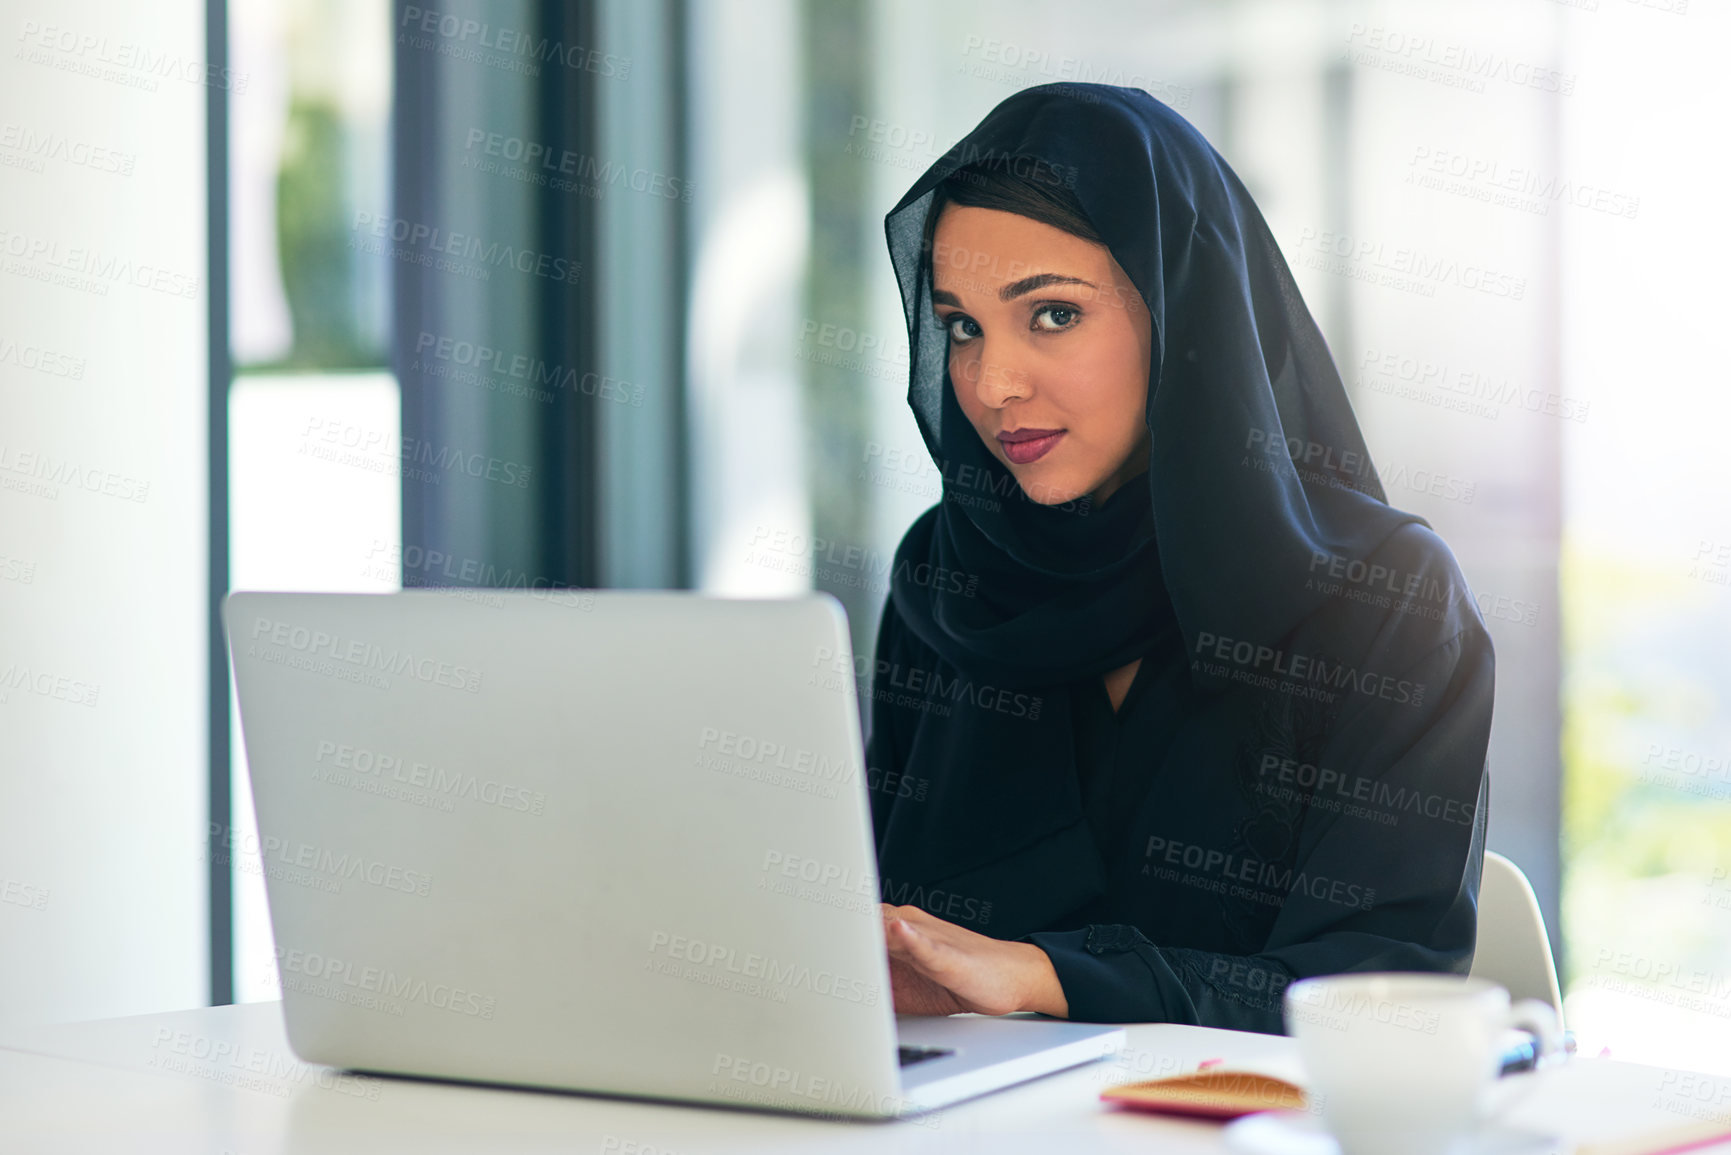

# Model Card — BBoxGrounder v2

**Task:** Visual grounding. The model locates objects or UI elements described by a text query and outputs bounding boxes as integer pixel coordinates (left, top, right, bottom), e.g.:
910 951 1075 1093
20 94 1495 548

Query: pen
1499 1027 1576 1076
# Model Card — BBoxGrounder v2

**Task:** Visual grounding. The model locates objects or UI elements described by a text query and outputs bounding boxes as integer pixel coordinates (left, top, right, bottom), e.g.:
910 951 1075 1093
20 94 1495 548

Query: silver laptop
221 588 1122 1119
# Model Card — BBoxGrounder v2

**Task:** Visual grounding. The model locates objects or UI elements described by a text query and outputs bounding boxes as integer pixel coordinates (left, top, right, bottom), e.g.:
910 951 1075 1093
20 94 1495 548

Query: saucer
1223 1111 1340 1155
1224 1111 1562 1155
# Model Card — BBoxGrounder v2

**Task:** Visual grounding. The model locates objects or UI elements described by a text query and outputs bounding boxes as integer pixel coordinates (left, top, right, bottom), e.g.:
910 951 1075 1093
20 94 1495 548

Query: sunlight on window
1558 7 1731 1072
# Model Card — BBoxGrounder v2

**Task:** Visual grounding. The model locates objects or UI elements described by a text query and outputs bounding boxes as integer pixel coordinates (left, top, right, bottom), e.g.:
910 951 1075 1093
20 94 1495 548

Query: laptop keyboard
897 1045 955 1067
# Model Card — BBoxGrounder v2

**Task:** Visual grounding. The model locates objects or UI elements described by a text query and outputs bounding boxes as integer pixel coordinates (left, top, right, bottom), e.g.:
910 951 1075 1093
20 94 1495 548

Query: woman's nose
969 351 1030 405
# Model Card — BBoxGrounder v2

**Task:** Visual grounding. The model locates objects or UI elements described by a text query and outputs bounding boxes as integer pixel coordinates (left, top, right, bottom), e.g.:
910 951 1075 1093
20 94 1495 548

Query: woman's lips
997 429 1065 465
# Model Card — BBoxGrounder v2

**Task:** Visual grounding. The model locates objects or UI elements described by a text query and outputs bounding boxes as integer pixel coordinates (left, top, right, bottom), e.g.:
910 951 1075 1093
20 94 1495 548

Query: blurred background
2 0 1727 1073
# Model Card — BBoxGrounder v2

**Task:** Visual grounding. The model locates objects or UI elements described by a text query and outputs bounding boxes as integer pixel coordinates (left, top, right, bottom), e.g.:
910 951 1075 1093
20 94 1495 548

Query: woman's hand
881 903 1069 1018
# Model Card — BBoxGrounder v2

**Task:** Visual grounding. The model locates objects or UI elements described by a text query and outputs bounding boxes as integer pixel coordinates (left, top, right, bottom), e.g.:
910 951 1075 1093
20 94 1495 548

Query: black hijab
879 83 1432 906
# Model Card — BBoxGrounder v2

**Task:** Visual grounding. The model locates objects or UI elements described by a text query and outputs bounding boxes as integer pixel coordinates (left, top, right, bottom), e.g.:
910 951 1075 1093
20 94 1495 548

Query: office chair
1468 850 1566 1032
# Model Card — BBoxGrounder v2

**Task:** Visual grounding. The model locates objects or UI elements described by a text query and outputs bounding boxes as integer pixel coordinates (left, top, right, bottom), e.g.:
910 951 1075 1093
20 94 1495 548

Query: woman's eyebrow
999 272 1096 301
930 273 1097 309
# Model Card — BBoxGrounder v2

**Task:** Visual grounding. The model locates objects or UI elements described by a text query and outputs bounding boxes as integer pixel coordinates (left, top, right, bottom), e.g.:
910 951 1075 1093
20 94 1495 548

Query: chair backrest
1468 850 1564 1030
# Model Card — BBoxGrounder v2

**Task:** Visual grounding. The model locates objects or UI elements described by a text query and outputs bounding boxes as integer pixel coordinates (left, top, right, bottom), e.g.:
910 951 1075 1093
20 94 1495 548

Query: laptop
221 588 1123 1119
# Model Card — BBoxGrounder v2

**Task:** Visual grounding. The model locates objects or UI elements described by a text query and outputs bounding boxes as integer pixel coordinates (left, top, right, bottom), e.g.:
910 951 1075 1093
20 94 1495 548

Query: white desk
1 1002 1728 1154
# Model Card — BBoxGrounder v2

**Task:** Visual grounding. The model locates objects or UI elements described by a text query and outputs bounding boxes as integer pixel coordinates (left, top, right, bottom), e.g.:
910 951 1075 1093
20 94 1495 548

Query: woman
868 83 1493 1031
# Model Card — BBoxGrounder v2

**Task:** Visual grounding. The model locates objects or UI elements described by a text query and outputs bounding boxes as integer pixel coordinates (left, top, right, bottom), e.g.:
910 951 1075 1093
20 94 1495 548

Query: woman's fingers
885 907 1011 1011
884 915 932 963
883 909 970 1013
881 906 1053 1017
882 902 1033 1015
881 902 940 929
882 903 964 955
887 953 964 1015
883 916 924 964
885 911 960 975
884 902 948 930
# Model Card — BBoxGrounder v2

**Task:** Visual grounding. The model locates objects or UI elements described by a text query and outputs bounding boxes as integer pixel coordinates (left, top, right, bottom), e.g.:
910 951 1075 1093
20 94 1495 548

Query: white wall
0 0 210 1022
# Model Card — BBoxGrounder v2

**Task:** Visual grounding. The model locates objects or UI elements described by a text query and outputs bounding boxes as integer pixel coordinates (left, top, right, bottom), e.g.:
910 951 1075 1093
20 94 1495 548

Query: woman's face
930 204 1153 507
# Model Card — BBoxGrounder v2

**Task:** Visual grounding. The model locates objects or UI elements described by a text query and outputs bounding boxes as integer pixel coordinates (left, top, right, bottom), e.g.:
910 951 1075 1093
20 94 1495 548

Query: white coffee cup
1284 973 1560 1155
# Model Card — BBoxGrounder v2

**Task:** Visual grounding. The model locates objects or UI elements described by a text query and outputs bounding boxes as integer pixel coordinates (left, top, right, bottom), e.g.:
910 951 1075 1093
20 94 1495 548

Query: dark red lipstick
996 427 1065 465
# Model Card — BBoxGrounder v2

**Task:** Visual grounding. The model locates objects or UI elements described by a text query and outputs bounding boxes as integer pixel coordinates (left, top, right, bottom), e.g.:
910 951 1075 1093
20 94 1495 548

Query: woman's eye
945 315 981 344
1033 305 1078 331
